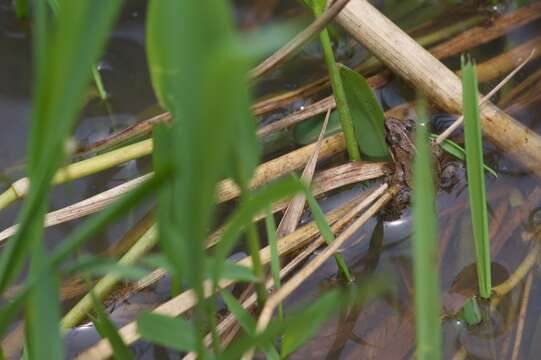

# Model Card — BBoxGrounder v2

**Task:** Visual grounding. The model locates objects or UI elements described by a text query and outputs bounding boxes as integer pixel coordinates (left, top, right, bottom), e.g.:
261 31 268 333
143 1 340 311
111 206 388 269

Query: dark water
1 0 541 359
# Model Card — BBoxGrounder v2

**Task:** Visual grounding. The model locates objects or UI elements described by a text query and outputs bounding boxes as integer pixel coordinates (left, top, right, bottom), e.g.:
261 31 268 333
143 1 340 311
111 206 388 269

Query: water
1 0 541 359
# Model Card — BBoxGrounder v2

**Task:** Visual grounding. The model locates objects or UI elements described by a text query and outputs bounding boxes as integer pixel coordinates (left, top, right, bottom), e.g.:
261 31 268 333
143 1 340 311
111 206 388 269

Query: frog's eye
404 122 414 132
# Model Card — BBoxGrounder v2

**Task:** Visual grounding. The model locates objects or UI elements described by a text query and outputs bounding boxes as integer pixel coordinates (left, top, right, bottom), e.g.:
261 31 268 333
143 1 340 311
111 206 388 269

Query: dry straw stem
477 35 541 85
511 272 533 360
429 2 541 60
76 185 383 359
249 0 351 79
0 157 386 245
0 139 153 211
336 0 541 177
276 110 331 238
76 112 172 156
491 243 540 300
501 66 541 109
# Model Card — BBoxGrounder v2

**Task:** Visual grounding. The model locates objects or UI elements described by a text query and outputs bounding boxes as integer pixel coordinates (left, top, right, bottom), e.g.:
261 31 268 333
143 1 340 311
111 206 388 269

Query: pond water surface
1 0 541 359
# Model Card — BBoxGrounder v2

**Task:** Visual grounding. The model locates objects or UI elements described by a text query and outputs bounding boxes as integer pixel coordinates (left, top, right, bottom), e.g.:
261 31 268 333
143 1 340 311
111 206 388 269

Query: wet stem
317 17 361 161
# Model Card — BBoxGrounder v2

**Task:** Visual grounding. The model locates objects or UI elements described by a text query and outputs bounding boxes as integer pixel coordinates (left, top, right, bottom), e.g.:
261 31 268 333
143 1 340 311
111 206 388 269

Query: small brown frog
382 117 460 218
384 117 416 188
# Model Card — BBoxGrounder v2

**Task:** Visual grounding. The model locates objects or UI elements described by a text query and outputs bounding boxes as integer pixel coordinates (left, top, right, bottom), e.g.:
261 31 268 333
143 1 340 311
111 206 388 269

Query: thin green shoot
428 134 497 177
306 0 361 161
458 296 482 326
461 55 492 299
412 98 442 360
265 207 284 322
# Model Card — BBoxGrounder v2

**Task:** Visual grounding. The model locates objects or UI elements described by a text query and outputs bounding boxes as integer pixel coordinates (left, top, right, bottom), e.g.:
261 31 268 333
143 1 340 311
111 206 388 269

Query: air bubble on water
96 61 112 72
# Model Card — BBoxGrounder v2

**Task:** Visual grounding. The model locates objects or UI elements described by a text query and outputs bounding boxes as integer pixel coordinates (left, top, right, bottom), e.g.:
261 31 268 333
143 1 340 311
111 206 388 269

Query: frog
381 117 460 219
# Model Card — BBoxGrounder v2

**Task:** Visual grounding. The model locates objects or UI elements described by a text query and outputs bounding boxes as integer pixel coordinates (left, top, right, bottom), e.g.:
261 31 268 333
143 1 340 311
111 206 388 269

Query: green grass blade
302 188 352 282
458 296 482 326
90 292 134 360
412 100 442 360
221 290 280 358
221 290 257 333
0 0 122 294
207 260 259 283
25 253 63 360
338 64 389 160
137 312 198 353
304 0 361 161
265 207 284 321
461 56 492 299
14 0 29 19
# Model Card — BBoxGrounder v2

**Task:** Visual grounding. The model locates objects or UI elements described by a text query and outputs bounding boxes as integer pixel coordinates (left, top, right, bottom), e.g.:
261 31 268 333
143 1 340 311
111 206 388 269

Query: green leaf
429 135 497 177
304 0 327 14
90 292 134 360
293 110 342 145
412 99 442 360
221 290 257 333
207 260 259 283
25 255 63 360
137 312 198 352
461 56 492 299
147 0 252 307
338 64 389 160
458 296 482 326
301 184 351 281
265 207 283 321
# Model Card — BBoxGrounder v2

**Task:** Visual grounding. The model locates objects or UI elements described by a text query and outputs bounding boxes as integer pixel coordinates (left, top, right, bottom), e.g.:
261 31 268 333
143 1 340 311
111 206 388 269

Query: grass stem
314 4 361 161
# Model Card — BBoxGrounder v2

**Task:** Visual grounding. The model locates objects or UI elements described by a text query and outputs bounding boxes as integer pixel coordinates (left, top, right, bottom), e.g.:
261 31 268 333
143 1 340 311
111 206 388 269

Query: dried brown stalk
276 110 330 237
256 95 335 137
478 35 541 85
510 272 533 360
430 2 541 60
492 244 540 300
76 112 171 156
336 0 541 177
